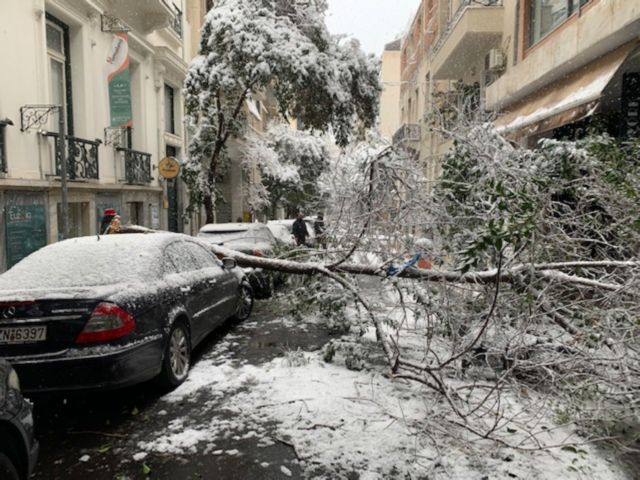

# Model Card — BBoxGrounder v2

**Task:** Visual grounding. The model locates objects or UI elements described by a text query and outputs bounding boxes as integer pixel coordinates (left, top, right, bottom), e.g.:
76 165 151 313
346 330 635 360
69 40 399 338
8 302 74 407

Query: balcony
47 133 100 180
102 0 172 34
162 0 183 38
430 0 504 80
117 147 152 185
393 124 421 146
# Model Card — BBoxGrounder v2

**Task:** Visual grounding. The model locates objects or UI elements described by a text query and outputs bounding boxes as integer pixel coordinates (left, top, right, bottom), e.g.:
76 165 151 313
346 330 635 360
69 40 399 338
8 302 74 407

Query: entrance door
166 145 179 232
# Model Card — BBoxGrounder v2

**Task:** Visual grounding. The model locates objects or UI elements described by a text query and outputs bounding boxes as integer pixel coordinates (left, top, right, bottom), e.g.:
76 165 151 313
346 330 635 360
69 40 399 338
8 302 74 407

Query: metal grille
118 147 152 184
51 134 100 180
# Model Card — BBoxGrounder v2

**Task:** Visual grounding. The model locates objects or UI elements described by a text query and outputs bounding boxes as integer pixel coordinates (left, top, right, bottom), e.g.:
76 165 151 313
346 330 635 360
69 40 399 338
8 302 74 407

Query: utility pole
19 104 70 240
57 106 69 240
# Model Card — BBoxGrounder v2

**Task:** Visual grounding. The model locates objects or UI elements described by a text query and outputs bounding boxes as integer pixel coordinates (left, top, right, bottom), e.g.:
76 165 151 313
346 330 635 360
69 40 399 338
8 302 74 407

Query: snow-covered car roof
0 233 186 292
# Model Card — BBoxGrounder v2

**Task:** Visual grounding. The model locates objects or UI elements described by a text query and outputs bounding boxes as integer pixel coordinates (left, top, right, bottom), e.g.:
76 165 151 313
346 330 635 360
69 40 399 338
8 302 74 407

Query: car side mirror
222 257 237 269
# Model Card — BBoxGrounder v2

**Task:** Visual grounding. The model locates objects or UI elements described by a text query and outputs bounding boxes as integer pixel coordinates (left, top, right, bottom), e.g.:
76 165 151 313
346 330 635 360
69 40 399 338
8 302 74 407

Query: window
46 15 73 135
528 0 590 47
0 124 6 172
164 84 176 134
164 242 200 273
186 242 222 269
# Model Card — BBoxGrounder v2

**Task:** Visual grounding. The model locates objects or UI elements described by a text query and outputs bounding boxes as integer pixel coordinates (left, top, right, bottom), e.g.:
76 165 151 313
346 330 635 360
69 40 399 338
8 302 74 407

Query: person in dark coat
314 213 326 248
292 213 308 246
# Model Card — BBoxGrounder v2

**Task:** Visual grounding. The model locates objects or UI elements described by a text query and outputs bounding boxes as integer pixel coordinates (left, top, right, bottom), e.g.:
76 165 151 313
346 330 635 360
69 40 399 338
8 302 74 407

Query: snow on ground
138 339 626 479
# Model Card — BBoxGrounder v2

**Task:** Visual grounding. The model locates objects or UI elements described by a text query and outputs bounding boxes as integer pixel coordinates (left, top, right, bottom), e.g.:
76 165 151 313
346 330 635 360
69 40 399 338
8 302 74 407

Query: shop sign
158 157 180 179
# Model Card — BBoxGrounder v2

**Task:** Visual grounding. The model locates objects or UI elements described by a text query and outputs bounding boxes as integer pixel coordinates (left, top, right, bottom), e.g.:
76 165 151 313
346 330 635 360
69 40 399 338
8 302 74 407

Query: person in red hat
100 208 122 234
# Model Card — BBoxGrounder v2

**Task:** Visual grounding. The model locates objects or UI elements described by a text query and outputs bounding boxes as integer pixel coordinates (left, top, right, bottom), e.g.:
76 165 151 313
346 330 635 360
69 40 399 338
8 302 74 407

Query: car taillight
253 249 264 257
75 303 136 344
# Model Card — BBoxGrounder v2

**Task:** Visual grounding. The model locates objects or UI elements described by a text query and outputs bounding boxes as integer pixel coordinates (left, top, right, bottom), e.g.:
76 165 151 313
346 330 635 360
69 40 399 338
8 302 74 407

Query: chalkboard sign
5 205 47 269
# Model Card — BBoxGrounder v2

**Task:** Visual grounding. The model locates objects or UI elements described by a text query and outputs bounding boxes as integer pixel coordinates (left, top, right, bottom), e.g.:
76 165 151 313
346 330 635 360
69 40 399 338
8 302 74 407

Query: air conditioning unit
486 49 505 72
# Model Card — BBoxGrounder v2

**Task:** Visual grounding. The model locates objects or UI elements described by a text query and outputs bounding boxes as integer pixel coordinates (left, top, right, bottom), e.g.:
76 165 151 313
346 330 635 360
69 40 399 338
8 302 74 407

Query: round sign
158 157 180 179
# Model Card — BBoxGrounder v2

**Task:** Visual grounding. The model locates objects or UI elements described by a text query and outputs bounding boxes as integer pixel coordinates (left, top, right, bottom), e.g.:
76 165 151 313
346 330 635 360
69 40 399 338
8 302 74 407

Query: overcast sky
325 0 421 55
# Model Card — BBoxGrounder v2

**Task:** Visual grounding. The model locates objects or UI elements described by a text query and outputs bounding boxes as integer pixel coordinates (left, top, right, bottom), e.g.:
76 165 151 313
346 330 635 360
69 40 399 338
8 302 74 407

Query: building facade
379 39 402 142
0 0 198 271
488 0 640 146
392 0 640 184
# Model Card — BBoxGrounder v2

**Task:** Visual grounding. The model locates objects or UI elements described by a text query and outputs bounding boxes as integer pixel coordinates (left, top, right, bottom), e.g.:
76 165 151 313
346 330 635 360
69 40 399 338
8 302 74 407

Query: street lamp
20 105 69 239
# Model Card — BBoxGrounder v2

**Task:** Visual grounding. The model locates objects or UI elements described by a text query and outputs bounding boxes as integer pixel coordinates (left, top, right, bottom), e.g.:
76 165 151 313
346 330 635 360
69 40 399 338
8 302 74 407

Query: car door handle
180 286 191 293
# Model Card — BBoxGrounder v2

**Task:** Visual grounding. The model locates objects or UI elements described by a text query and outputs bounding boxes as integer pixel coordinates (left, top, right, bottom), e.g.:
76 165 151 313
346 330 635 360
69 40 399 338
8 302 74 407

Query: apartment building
0 0 196 271
394 0 640 184
488 0 640 147
379 39 402 142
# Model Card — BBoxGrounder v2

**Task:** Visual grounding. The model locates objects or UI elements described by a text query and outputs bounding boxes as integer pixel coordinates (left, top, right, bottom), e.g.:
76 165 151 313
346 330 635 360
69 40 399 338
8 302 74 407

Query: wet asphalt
29 298 334 480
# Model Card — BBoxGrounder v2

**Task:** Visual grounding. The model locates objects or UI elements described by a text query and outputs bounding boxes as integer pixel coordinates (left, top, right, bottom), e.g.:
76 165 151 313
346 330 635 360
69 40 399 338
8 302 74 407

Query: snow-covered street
28 291 636 479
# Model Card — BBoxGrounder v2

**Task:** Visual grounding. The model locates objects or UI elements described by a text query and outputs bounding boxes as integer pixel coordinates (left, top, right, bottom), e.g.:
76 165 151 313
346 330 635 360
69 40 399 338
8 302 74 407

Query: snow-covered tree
242 123 332 217
183 0 381 222
208 127 640 455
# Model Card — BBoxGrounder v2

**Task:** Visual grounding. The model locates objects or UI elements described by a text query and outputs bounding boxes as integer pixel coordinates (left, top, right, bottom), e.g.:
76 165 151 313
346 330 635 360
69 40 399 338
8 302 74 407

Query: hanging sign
158 157 180 179
106 32 133 128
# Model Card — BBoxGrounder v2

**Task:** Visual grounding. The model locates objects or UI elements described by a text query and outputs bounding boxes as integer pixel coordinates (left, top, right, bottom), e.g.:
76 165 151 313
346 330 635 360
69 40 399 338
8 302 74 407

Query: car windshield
0 236 163 289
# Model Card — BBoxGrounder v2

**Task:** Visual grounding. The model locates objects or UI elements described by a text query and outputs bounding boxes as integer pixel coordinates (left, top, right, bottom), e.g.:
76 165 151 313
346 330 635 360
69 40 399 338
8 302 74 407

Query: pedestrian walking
292 213 308 246
314 213 326 249
100 208 122 234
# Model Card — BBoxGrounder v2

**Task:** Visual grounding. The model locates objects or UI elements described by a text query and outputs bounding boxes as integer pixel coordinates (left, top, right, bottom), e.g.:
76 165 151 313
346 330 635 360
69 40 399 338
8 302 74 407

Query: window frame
526 0 592 49
164 84 176 135
45 14 74 136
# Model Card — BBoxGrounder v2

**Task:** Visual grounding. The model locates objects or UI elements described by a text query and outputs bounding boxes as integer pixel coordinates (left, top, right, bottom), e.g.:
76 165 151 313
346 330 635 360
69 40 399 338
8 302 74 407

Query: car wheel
233 284 254 321
0 453 19 480
158 320 191 389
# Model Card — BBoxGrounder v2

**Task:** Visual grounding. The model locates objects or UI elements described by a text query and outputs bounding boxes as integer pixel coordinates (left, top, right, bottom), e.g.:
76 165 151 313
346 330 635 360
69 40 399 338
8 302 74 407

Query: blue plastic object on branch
387 254 420 277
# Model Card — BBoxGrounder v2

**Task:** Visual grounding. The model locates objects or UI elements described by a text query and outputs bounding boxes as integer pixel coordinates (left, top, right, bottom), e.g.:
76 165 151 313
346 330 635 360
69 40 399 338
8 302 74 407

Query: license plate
0 326 47 344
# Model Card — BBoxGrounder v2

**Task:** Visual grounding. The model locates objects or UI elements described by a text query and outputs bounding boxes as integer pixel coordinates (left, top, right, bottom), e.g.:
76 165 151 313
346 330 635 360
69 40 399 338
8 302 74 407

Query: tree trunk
204 193 215 224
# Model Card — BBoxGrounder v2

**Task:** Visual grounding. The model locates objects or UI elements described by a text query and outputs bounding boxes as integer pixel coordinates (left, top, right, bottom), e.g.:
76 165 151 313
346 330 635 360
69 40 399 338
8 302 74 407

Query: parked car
267 218 317 246
197 223 280 298
0 233 253 393
0 360 38 480
266 222 295 246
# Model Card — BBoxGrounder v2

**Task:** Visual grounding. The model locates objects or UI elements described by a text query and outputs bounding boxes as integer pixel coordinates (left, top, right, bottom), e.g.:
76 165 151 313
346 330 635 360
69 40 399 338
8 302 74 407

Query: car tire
233 284 254 321
157 320 191 390
0 453 19 480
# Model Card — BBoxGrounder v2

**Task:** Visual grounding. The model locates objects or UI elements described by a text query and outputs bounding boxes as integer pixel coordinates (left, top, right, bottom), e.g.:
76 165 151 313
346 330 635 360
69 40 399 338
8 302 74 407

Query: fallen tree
207 127 640 456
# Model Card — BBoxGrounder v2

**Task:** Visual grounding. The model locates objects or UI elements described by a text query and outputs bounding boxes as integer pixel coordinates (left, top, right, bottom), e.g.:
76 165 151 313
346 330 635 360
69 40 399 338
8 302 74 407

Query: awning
495 41 637 137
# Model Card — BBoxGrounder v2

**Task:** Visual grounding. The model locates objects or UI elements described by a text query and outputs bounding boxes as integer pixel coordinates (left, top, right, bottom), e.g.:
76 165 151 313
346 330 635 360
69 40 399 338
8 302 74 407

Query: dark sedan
197 223 281 298
0 233 253 393
0 360 38 480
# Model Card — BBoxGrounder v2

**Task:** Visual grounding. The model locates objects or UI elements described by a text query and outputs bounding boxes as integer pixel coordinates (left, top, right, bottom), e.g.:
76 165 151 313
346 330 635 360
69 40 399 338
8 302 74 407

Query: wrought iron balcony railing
162 0 183 37
393 124 421 145
117 147 152 184
47 133 100 180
